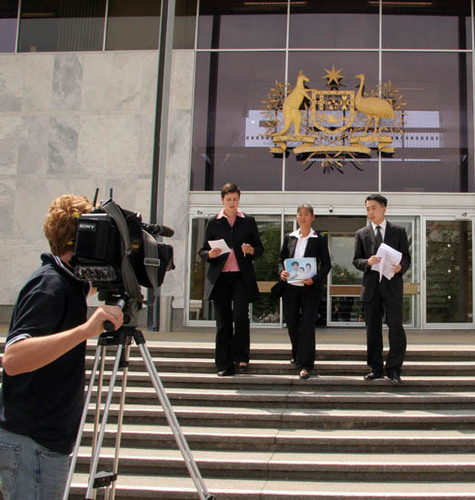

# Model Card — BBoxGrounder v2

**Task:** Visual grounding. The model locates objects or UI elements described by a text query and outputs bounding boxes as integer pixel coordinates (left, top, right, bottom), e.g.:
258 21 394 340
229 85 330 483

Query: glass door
326 216 366 327
327 215 420 328
423 219 473 327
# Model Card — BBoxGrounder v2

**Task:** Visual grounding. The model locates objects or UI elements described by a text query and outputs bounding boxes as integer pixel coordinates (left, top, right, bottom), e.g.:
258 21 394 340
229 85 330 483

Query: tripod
63 324 215 500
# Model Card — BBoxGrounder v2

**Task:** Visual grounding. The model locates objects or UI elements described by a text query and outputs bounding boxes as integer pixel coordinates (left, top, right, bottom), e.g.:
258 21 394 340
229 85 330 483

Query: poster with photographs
284 257 317 284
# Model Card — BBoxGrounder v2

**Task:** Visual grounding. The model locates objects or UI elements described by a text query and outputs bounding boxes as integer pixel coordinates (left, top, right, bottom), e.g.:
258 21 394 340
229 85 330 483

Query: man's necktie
375 225 383 247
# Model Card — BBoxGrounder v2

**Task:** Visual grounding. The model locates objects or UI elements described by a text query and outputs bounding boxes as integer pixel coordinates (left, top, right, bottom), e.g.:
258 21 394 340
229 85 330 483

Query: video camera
72 190 174 319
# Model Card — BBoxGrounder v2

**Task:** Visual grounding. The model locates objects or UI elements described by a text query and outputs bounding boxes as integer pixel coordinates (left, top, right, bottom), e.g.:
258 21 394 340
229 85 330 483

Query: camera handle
63 325 215 500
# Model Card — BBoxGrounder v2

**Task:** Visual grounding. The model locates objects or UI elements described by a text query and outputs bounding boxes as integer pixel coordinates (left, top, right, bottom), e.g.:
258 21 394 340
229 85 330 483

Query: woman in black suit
199 183 264 377
278 204 331 379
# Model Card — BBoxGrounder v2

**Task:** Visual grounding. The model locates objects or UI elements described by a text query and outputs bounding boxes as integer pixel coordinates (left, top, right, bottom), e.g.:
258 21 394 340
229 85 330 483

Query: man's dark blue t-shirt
0 253 90 454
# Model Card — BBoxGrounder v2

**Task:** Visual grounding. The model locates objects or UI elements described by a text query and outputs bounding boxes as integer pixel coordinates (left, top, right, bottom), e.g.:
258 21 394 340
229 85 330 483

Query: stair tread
81 422 475 439
70 473 475 496
77 446 475 464
95 402 475 414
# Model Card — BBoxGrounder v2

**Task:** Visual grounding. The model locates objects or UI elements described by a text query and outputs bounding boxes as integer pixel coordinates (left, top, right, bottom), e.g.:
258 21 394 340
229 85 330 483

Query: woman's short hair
221 183 241 198
297 203 314 216
43 194 93 256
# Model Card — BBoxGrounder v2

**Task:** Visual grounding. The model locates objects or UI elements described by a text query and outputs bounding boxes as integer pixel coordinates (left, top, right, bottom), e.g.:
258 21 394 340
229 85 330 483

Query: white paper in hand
372 243 402 281
208 239 231 255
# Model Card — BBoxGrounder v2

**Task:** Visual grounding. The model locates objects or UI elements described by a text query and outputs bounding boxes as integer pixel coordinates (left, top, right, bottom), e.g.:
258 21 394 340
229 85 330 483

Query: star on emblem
323 66 345 89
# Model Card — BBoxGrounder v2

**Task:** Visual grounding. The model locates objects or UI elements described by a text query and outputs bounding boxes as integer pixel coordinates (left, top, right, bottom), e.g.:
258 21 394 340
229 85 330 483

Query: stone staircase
68 336 475 499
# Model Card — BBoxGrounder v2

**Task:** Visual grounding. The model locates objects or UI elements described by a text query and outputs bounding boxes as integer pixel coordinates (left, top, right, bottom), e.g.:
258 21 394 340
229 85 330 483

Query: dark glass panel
382 0 471 50
0 1 18 53
285 51 379 191
252 216 281 324
18 0 105 52
382 53 474 193
290 0 379 49
197 0 286 49
191 51 285 191
173 0 197 49
106 0 160 50
426 220 472 323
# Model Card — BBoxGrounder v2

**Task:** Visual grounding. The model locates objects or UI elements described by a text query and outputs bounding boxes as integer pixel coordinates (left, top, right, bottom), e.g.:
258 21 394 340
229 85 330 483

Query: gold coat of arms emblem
261 67 405 172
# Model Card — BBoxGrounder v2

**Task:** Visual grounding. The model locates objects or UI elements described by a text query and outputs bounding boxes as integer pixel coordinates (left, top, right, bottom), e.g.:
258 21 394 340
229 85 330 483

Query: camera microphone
144 223 174 238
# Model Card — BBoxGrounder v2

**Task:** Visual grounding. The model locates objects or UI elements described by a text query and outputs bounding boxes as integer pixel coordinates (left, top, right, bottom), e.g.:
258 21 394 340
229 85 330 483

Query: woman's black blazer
199 214 264 301
278 231 332 289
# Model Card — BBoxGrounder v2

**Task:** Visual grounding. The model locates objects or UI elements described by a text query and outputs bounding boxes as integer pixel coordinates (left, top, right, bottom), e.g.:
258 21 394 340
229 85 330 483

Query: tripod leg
137 343 215 500
63 343 104 500
110 343 131 499
85 343 125 499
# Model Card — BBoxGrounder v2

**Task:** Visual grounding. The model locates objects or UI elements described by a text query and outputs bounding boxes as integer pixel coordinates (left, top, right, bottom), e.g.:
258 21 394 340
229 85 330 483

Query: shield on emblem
310 90 355 136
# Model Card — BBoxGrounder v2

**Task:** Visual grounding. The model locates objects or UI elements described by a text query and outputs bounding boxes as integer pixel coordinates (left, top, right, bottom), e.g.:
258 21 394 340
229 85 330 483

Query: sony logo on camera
78 221 97 231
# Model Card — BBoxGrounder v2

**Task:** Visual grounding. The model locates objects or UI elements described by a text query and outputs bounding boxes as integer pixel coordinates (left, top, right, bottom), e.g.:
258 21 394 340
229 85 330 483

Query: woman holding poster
278 204 332 379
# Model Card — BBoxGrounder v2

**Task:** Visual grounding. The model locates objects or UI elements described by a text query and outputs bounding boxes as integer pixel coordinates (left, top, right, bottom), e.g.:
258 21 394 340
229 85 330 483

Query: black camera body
73 196 174 315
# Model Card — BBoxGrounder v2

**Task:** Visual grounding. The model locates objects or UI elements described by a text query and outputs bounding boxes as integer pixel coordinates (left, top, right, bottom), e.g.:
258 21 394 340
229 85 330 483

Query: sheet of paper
372 243 402 281
208 239 231 255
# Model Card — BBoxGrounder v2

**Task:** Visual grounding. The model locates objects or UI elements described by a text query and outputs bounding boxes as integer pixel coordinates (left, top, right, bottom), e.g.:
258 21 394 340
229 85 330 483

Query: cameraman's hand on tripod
87 305 124 337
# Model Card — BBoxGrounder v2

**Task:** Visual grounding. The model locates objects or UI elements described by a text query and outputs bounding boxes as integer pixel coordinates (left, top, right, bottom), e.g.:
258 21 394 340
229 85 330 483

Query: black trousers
211 272 250 371
364 279 407 374
283 284 320 370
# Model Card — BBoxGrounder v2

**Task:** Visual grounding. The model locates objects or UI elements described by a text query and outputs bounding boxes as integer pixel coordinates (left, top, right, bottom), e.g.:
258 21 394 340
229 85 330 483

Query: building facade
0 0 474 330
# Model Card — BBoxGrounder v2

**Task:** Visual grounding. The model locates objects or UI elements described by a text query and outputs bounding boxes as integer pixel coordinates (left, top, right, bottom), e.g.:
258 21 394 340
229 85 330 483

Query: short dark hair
365 194 388 207
297 203 314 216
221 183 241 198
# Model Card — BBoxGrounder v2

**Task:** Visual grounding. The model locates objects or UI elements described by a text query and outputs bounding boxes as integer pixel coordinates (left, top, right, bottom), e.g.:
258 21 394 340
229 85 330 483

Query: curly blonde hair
43 194 93 256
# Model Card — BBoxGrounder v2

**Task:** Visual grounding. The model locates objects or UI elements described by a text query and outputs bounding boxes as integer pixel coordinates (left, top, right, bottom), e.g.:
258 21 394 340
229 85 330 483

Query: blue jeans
0 427 70 500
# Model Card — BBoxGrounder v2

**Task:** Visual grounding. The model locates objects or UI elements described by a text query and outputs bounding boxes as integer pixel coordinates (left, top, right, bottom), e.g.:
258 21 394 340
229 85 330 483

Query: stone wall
0 51 160 322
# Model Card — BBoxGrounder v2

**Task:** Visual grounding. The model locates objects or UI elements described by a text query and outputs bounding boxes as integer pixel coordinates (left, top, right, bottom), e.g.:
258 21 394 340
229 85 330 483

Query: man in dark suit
199 183 264 377
353 194 411 384
278 204 332 379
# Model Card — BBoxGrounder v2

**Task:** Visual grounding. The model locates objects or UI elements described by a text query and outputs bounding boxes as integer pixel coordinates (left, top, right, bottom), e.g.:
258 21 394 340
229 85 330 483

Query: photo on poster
284 257 317 283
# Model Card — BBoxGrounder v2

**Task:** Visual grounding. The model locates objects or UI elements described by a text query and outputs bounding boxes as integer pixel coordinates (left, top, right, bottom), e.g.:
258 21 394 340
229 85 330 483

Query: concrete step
86 370 475 392
90 386 475 409
86 356 475 376
73 446 475 481
86 342 475 362
67 474 475 499
80 423 475 454
84 403 475 430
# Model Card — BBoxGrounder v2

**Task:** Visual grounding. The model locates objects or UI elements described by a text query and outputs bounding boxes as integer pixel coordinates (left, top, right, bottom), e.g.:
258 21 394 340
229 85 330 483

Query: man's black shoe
364 371 383 380
387 369 402 384
238 362 249 374
217 367 235 377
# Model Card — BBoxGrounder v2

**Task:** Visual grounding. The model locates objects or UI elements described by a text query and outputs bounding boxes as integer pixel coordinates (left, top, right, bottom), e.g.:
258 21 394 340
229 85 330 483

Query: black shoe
386 369 402 384
217 367 235 377
238 362 249 374
364 371 383 380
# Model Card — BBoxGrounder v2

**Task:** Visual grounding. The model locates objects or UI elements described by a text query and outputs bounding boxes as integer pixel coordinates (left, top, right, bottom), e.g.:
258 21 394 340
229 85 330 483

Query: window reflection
426 220 473 323
290 0 379 49
197 0 287 49
0 1 18 53
174 0 197 49
106 0 160 51
18 0 105 52
191 51 285 191
382 52 473 192
382 0 471 50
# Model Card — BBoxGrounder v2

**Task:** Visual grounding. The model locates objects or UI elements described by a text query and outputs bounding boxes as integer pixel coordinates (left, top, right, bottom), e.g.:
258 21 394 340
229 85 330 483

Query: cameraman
0 194 123 500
